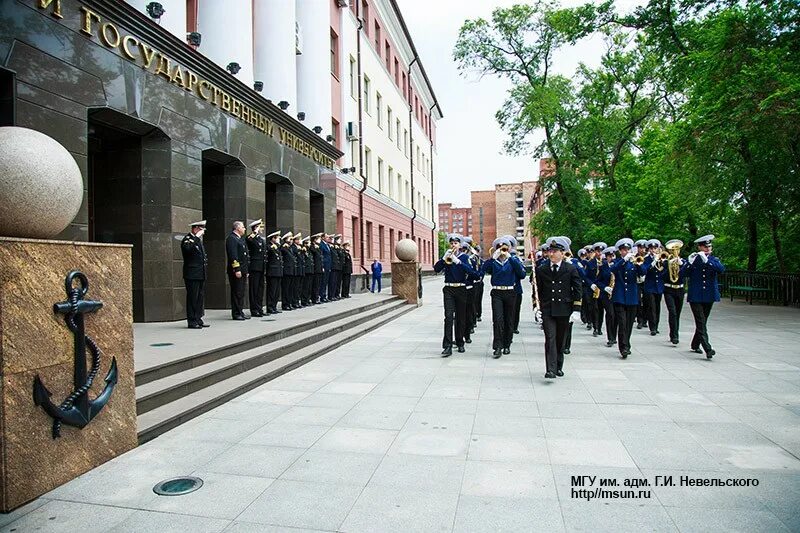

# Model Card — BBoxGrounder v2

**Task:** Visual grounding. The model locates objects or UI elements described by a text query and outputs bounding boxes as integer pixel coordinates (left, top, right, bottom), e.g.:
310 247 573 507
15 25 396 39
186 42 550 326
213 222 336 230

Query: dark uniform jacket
331 245 343 271
686 254 724 303
535 260 582 317
342 249 353 274
266 240 283 277
303 246 314 274
311 243 323 273
281 242 295 276
181 233 207 281
246 233 266 272
225 232 249 274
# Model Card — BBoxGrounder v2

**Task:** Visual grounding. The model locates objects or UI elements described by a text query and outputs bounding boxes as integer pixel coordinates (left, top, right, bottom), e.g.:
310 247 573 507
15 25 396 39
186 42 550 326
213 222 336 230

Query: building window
403 130 408 156
364 146 372 184
401 72 406 99
385 41 391 70
405 180 410 206
349 56 356 98
366 221 373 258
376 93 382 128
379 225 385 260
388 166 394 198
363 75 371 114
387 107 393 139
377 158 384 191
362 0 369 33
396 119 401 149
330 30 339 77
331 118 339 149
397 173 402 202
394 58 399 85
374 21 380 52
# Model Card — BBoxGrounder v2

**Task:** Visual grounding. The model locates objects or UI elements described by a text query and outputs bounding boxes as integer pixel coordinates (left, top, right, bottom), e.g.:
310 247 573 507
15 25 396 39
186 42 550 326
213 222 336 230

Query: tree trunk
747 215 758 271
770 216 786 273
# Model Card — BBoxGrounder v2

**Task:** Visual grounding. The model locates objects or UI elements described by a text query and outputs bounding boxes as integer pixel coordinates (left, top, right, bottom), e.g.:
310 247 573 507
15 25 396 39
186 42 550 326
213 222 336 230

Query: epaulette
232 260 240 268
184 236 193 242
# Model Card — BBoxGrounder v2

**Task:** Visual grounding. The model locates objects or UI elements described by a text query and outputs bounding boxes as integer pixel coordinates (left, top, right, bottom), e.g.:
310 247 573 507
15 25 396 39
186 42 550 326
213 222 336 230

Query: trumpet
564 251 573 260
499 244 510 253
634 255 645 266
665 239 684 283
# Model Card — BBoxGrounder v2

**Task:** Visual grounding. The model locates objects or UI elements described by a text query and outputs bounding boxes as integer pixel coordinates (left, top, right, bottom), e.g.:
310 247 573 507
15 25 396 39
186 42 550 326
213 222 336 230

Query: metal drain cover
153 476 203 496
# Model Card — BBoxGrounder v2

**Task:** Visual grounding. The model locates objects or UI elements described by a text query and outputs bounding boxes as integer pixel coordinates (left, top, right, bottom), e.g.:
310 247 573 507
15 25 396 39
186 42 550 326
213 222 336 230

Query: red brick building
438 203 473 236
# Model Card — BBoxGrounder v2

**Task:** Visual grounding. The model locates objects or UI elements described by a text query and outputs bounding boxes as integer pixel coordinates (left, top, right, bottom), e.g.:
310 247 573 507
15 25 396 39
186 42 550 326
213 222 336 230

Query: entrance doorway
265 173 294 233
310 190 324 236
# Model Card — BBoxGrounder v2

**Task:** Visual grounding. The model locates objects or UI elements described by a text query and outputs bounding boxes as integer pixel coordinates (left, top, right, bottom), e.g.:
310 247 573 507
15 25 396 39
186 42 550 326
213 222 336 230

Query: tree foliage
454 0 800 271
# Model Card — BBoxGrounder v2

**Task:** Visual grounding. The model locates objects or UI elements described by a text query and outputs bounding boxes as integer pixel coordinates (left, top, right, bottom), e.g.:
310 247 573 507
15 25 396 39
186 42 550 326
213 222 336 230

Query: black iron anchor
33 271 118 439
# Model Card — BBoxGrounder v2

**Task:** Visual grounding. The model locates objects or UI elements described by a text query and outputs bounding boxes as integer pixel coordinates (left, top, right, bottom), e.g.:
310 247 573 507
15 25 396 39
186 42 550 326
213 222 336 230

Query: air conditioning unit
346 121 359 141
336 0 350 7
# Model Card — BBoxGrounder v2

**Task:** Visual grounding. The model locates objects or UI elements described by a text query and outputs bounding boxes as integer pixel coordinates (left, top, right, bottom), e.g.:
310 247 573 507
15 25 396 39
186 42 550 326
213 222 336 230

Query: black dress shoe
457 346 465 353
691 347 702 354
606 341 614 347
502 348 510 355
621 350 628 359
592 331 598 337
470 328 475 334
564 348 571 355
233 316 246 321
477 317 482 322
188 324 202 329
465 338 472 344
650 331 657 336
586 324 592 330
706 348 715 359
492 348 502 358
556 370 564 377
441 347 452 357
513 329 520 334
636 324 643 330
545 372 556 379
671 339 678 345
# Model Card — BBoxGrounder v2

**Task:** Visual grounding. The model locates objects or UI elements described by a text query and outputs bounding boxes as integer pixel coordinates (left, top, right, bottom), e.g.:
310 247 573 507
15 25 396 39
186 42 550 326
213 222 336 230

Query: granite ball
395 238 418 262
0 127 83 239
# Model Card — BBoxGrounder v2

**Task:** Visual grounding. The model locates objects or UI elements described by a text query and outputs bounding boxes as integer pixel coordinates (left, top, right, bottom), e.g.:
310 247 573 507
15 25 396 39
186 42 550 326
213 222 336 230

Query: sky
399 0 643 207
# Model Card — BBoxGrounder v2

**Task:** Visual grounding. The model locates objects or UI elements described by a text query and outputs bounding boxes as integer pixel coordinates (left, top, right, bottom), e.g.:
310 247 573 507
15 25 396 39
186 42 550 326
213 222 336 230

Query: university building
0 0 439 322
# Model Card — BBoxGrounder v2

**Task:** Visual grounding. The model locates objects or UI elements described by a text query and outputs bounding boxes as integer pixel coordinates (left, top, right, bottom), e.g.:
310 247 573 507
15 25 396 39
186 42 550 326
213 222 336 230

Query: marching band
437 232 725 377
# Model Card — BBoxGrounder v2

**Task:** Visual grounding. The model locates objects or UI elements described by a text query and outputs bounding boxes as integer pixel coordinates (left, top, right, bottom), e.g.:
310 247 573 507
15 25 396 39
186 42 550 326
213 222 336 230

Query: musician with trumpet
434 234 479 357
481 237 527 358
610 238 648 359
597 245 618 347
686 234 725 358
662 239 687 345
587 242 607 337
462 237 478 344
643 239 667 337
634 239 650 330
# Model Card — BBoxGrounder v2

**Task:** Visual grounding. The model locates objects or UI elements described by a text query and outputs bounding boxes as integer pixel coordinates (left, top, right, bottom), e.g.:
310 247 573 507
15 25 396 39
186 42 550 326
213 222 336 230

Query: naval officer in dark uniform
610 238 648 358
434 234 479 357
181 219 208 329
280 231 295 310
246 219 266 317
534 236 582 378
480 236 526 358
341 241 353 298
686 234 725 358
265 230 283 314
226 221 249 320
311 233 324 304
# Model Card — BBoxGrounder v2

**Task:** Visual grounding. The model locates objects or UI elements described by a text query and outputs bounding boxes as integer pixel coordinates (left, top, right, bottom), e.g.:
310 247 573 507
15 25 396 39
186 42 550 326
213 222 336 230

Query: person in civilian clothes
434 234 479 357
341 241 353 298
481 237 526 358
643 239 666 336
596 246 618 347
246 219 266 317
534 237 582 378
610 238 648 358
686 234 725 358
265 230 283 314
319 234 332 302
280 231 295 310
181 220 208 329
371 259 383 292
226 221 249 320
663 239 687 344
310 233 324 304
586 242 607 337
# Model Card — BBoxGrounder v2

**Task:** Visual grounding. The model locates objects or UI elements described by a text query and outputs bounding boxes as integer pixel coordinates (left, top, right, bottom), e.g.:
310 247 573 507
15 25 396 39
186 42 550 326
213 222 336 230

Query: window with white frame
387 107 393 139
396 119 401 149
349 56 356 98
376 93 383 128
377 158 384 191
388 166 394 198
364 146 372 184
363 76 371 114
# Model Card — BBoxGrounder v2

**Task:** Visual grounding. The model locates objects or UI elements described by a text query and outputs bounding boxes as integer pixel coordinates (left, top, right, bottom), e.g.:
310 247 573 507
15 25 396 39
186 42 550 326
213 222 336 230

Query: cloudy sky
399 0 643 207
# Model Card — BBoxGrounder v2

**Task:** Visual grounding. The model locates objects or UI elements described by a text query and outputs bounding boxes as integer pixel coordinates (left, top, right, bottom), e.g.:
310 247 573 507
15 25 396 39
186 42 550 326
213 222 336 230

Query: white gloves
492 248 503 260
196 229 205 238
698 251 708 263
624 253 633 262
604 286 613 295
451 255 461 265
534 310 542 322
569 311 581 323
591 284 598 291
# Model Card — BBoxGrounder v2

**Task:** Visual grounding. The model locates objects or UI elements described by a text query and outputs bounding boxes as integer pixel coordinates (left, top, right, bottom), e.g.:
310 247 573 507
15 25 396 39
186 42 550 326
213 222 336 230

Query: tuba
665 239 684 283
564 251 573 260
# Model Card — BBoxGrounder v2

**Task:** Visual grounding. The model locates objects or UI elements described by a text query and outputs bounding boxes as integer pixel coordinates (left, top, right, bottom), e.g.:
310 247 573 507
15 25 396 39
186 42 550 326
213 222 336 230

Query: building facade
437 203 472 236
1 0 439 322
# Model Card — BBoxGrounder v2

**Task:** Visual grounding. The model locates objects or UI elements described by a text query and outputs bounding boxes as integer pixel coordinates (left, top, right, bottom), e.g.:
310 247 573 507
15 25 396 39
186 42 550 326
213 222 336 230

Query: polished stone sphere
395 238 418 262
0 127 83 239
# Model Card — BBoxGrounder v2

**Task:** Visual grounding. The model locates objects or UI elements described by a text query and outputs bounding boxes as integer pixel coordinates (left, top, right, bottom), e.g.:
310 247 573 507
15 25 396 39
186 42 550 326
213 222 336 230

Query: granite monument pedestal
0 237 136 512
391 261 421 306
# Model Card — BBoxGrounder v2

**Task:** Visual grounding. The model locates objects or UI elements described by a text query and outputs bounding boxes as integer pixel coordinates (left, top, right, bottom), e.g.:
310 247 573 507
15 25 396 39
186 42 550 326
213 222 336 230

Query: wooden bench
728 285 770 304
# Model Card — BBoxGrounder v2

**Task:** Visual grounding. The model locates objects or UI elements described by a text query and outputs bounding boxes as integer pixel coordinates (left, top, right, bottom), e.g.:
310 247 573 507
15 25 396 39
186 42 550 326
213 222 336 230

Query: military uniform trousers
490 288 516 350
465 287 476 338
249 271 265 314
442 285 468 349
513 292 523 332
615 303 637 354
663 286 684 342
329 270 342 299
637 283 649 328
690 302 714 352
267 276 281 311
293 275 303 306
542 314 569 374
228 271 247 318
312 273 322 303
320 271 330 300
184 279 205 326
281 277 293 309
645 292 662 333
341 273 352 298
474 281 484 319
596 296 616 343
302 274 313 305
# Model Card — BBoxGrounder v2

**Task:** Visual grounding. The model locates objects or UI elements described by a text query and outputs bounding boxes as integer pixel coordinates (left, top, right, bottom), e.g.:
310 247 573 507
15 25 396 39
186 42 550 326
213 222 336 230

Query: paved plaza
2 281 799 532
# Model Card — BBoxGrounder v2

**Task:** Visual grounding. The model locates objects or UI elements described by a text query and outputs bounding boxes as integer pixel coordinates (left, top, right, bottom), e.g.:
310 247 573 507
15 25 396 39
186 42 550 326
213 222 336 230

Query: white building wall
126 0 186 40
197 0 254 87
254 0 297 108
296 0 333 134
340 8 360 171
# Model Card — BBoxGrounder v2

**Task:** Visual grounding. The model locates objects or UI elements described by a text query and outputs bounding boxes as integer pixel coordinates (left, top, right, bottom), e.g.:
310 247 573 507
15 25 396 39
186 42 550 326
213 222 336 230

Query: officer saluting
341 241 353 298
265 230 282 314
246 219 266 317
311 233 324 304
686 234 725 358
226 221 249 320
280 231 295 311
181 220 208 329
534 236 582 379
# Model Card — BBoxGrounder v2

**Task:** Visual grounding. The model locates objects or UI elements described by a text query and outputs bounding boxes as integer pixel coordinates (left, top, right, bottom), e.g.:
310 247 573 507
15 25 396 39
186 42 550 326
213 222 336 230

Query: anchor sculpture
33 271 118 439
